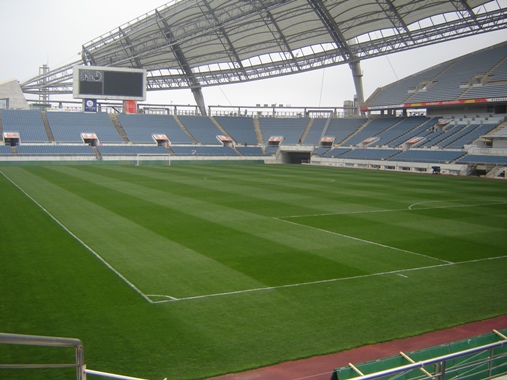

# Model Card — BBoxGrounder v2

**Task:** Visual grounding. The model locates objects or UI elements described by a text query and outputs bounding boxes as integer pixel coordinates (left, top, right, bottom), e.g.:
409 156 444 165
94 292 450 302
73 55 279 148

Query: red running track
211 315 507 380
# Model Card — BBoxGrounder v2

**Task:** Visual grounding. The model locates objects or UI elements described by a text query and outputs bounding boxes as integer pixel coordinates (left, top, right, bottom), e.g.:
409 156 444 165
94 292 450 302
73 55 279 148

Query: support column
349 60 364 115
191 87 207 116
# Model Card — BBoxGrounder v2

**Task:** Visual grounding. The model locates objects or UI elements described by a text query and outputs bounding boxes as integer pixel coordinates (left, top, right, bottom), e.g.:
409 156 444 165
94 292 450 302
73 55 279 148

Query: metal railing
0 333 85 379
0 333 152 379
346 339 507 380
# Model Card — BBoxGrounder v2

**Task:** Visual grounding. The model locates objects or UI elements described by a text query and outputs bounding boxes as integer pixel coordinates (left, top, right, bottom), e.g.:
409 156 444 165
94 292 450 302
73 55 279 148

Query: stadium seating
170 146 238 156
0 145 13 155
324 118 366 145
46 112 122 143
117 114 192 144
366 41 507 107
345 117 399 146
98 145 170 156
302 118 328 145
178 116 223 145
1 110 48 142
17 145 96 156
257 117 309 145
214 116 259 145
392 150 465 163
322 147 351 158
340 148 401 160
457 154 507 165
235 146 266 156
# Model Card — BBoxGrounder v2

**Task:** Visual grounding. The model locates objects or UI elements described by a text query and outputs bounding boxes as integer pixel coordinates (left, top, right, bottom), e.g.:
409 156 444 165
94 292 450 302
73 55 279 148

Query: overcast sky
1 0 506 108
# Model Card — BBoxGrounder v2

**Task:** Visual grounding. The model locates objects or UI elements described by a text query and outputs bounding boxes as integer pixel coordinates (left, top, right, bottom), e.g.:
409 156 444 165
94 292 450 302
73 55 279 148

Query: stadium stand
178 116 224 145
1 110 48 143
345 117 399 146
46 112 123 143
235 146 267 156
17 145 96 156
392 150 466 163
0 145 13 155
302 118 329 145
1 44 505 177
457 154 507 165
323 118 366 145
366 41 507 108
340 149 401 161
170 146 238 156
322 147 351 158
373 116 428 147
117 114 192 144
214 116 259 145
257 117 309 145
98 145 170 156
387 117 438 147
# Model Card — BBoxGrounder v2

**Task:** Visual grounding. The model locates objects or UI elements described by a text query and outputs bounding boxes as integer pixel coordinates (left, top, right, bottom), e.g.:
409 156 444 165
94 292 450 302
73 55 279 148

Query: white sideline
0 171 153 304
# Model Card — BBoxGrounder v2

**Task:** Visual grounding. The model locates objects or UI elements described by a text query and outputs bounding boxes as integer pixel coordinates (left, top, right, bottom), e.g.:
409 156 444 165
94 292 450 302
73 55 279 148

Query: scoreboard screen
73 65 146 100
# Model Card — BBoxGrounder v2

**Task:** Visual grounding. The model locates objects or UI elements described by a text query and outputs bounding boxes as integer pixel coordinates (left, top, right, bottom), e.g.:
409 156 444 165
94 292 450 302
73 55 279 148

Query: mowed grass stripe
4 167 267 298
7 165 442 298
104 164 429 219
2 165 507 380
291 202 507 263
38 166 435 287
16 166 372 291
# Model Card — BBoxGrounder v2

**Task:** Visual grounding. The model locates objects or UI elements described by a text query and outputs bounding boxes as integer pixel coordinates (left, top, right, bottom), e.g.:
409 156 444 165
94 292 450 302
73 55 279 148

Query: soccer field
1 164 507 379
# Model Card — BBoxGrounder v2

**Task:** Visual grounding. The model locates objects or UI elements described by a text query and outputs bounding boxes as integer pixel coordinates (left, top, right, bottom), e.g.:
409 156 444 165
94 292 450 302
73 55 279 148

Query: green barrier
332 328 507 380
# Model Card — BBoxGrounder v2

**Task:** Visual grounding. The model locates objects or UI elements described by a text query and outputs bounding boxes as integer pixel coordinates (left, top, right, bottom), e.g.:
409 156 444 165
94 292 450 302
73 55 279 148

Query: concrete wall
0 79 29 110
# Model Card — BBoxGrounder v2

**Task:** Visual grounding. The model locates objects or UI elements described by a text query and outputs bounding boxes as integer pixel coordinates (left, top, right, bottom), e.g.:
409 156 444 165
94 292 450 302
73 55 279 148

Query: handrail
350 339 507 380
0 332 85 379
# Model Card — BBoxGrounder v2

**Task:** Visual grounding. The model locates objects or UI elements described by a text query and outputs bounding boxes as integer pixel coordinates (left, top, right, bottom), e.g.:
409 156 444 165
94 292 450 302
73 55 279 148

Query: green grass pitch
1 163 507 379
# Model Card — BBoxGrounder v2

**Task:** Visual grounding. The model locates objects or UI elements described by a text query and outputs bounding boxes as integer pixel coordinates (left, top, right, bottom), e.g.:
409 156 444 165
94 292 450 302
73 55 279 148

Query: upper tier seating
325 118 367 145
1 110 48 142
387 118 438 147
373 116 429 147
345 117 399 146
257 117 309 145
178 116 223 145
214 116 258 145
366 41 507 107
47 112 123 143
117 114 192 144
303 118 329 145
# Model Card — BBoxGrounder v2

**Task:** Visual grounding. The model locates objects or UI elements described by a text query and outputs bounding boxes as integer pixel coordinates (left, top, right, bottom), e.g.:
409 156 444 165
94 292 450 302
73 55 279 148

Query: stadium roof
20 0 507 109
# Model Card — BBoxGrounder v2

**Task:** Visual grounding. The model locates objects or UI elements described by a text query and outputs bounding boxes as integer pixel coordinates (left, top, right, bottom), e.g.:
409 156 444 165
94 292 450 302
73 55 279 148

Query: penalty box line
273 217 453 265
0 171 156 304
150 254 507 304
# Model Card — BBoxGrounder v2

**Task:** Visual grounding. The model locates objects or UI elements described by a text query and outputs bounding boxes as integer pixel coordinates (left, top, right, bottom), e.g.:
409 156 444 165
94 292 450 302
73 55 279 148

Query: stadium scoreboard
73 65 146 101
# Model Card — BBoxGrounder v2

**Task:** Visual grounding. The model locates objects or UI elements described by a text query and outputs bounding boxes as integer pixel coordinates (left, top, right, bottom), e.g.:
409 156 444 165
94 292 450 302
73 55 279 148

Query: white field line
408 200 507 210
274 217 453 264
150 254 507 303
1 171 155 304
281 200 507 220
149 263 452 303
6 172 505 305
